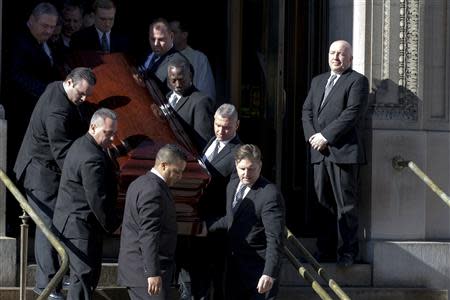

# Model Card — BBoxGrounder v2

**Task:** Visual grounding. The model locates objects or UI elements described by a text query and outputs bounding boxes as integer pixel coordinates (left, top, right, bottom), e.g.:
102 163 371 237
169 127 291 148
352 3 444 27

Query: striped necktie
232 184 246 213
321 74 337 108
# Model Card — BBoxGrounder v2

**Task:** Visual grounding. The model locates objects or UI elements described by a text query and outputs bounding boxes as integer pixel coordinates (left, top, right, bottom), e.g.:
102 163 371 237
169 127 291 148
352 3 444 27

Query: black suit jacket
6 25 61 123
70 25 129 53
117 171 177 287
142 47 189 95
199 135 242 218
13 81 89 194
53 134 119 239
169 86 214 152
302 69 369 164
210 176 285 284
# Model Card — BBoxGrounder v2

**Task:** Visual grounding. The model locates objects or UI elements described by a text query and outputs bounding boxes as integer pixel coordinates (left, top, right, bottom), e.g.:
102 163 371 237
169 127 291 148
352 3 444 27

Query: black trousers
127 264 174 300
189 232 227 300
26 188 61 291
225 255 278 300
62 230 103 300
313 160 359 258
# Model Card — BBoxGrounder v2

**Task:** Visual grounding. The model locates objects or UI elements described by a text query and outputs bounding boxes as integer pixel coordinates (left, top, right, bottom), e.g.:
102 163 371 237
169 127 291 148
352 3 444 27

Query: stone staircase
0 259 445 300
0 239 449 299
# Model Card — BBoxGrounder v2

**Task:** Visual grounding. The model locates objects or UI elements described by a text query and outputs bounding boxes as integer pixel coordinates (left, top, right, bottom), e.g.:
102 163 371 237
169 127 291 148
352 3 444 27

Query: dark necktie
232 184 246 213
321 74 337 108
207 140 220 162
101 32 109 53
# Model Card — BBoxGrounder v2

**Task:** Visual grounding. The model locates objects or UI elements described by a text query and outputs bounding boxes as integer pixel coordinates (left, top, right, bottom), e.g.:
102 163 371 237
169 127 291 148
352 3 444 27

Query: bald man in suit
302 40 369 267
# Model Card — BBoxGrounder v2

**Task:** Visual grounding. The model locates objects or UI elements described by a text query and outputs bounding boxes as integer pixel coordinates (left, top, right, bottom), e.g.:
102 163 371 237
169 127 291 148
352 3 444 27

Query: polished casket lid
67 52 210 235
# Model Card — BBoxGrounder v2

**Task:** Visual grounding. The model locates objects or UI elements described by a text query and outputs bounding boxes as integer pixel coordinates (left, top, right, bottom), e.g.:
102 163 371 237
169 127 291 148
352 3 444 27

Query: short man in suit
166 58 214 152
209 144 285 300
301 40 369 266
13 67 96 299
187 103 241 300
118 144 188 300
53 108 121 300
70 0 128 53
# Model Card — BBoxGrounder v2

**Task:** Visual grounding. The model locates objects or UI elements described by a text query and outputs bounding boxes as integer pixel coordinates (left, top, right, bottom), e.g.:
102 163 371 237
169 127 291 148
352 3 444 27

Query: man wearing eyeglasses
13 67 97 299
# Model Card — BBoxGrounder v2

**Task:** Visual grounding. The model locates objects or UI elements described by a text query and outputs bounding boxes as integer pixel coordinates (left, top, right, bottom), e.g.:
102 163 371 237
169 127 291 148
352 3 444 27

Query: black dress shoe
33 287 65 300
337 254 355 267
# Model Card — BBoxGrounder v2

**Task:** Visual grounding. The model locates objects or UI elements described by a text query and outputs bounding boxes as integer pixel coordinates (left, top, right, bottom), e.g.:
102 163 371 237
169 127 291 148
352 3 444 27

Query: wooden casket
67 52 210 235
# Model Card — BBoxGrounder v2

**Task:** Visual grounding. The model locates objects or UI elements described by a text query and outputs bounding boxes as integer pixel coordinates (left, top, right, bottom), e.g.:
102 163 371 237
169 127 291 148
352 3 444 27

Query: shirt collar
150 168 165 182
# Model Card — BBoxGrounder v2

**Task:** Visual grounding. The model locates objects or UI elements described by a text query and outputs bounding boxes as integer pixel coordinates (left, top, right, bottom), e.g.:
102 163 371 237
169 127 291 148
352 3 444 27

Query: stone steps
0 286 446 300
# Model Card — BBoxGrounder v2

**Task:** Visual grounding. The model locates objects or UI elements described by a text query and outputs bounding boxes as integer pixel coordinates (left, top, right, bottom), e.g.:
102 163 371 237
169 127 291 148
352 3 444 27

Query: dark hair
66 67 96 86
169 19 190 33
156 144 188 164
93 0 116 11
167 58 192 78
235 144 262 163
31 2 59 18
62 2 84 17
149 18 171 34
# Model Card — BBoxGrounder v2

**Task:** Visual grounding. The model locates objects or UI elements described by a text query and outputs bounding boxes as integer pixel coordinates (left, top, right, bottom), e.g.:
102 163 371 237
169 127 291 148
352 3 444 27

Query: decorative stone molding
371 0 420 123
398 0 420 95
382 0 391 79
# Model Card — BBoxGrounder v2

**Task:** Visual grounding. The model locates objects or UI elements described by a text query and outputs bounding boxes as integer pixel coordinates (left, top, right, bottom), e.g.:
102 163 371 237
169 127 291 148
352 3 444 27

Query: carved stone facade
371 0 422 124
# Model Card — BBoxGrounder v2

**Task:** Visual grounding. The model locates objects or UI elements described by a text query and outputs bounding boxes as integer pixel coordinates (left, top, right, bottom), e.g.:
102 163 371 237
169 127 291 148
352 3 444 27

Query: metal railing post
285 228 351 300
0 169 68 300
284 245 334 300
19 211 30 300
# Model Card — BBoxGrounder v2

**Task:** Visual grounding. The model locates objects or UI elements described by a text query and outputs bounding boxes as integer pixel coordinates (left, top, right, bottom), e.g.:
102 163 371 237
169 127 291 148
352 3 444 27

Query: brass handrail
392 156 450 207
0 169 69 300
284 245 334 300
285 228 351 300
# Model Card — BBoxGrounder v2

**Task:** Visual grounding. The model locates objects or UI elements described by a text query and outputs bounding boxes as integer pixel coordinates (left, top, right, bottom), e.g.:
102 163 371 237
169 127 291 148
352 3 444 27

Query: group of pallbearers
14 66 286 300
10 0 368 299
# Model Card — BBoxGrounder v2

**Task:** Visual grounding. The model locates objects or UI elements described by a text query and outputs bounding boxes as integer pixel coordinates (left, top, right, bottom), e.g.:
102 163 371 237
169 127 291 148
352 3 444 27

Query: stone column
0 106 16 286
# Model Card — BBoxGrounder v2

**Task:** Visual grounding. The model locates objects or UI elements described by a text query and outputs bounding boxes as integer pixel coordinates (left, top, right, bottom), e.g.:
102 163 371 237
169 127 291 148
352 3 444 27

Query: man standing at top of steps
302 40 369 267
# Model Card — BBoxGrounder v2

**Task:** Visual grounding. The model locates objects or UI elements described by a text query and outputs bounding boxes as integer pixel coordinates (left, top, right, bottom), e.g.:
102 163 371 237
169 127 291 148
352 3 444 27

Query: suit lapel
316 75 330 115
318 71 351 113
174 95 189 111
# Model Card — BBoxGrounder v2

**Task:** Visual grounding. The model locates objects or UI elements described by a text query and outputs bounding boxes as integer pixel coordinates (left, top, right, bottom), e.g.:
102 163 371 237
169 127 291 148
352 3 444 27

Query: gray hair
156 144 188 165
31 2 59 18
66 67 96 86
215 103 238 121
235 144 262 164
90 108 117 126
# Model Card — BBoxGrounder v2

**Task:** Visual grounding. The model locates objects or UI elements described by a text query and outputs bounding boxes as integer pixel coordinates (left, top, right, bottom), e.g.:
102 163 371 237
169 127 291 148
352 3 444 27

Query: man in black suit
118 144 188 300
302 40 369 267
134 18 187 95
70 0 128 53
166 58 214 152
13 67 96 299
209 144 285 300
6 2 61 173
53 108 120 300
185 103 241 300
